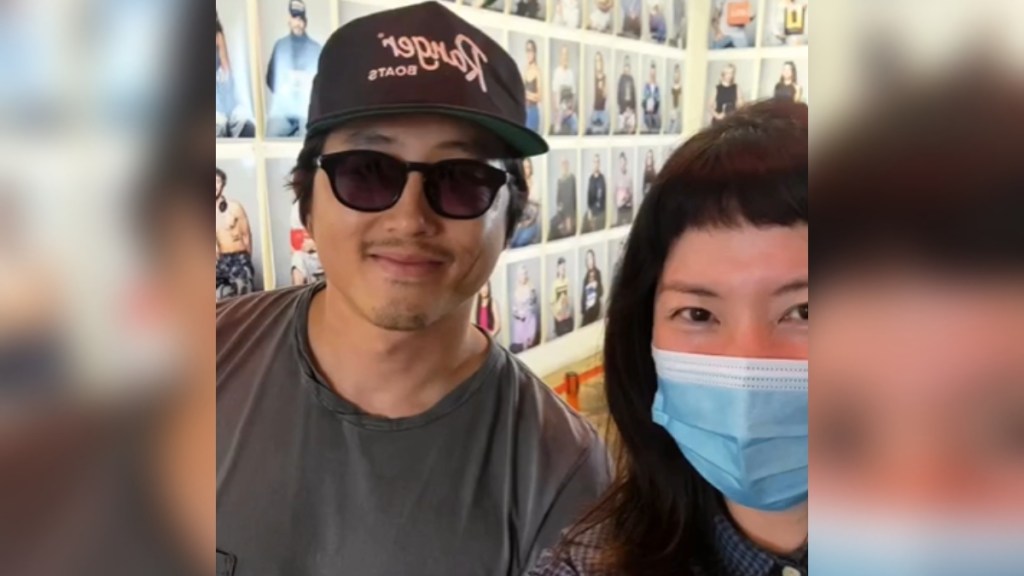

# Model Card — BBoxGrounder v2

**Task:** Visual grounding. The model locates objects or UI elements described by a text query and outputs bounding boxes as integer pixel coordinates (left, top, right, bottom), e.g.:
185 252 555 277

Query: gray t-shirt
216 285 612 576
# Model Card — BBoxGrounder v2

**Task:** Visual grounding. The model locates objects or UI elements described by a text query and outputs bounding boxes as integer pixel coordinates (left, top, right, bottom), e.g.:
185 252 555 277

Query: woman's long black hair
564 99 808 575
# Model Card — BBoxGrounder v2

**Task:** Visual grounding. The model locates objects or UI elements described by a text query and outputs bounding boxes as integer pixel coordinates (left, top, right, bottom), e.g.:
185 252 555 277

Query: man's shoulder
495 348 606 464
217 285 309 349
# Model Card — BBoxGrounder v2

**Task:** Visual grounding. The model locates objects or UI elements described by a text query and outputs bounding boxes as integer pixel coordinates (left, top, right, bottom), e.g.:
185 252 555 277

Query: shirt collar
712 514 808 576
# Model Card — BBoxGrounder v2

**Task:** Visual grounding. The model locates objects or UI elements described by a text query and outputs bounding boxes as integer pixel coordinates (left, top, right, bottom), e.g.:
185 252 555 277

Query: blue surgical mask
811 507 1024 576
651 347 808 511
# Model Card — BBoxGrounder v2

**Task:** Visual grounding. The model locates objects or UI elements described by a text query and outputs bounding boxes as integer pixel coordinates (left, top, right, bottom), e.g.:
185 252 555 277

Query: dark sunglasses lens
430 161 505 218
330 152 405 211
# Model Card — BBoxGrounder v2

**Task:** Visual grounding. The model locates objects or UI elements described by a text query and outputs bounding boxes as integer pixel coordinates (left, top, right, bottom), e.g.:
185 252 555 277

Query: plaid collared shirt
528 514 808 576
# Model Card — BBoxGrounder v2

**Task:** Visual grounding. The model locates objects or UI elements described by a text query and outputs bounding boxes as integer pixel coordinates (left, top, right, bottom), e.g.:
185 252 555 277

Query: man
265 0 322 137
216 4 611 575
642 61 661 133
649 0 667 43
620 0 642 38
616 56 637 134
588 0 612 32
214 167 255 300
549 158 578 240
583 153 606 233
711 0 755 49
551 45 578 135
614 152 633 226
550 257 574 338
290 203 324 285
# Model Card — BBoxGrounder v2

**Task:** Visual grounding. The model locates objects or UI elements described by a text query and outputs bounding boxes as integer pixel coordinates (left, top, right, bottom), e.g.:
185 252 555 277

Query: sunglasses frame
316 150 511 220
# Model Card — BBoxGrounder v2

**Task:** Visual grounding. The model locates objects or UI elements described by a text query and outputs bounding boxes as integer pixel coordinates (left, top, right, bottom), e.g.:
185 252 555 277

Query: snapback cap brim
306 104 550 158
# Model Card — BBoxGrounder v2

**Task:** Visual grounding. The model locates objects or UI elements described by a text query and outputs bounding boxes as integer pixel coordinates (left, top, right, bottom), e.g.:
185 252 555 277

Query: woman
580 250 604 326
774 61 803 103
522 40 543 133
641 149 657 199
709 63 744 125
531 99 808 575
668 63 683 133
215 12 235 136
614 152 634 226
588 52 610 135
510 265 540 353
511 158 541 248
474 280 502 338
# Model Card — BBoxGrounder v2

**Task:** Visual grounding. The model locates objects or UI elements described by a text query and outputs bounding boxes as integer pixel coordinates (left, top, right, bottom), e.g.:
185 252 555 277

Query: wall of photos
214 0 810 377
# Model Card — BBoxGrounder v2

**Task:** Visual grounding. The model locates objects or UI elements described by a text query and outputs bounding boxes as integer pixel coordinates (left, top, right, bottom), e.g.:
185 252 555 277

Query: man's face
561 159 570 176
652 224 808 360
519 265 528 284
593 155 601 172
215 176 224 198
309 115 510 331
624 60 631 75
649 66 657 82
812 272 1024 518
560 47 570 68
289 15 306 36
557 262 566 278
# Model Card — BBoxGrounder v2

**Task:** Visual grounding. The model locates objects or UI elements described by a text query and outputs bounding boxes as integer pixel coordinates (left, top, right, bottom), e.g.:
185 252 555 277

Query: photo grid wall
215 0 809 368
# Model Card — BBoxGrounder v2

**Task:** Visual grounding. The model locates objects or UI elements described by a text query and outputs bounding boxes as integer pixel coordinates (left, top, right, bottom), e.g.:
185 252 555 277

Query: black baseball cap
306 1 548 158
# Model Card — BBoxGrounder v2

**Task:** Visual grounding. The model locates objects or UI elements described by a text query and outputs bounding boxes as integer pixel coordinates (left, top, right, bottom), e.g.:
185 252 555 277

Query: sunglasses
317 150 510 219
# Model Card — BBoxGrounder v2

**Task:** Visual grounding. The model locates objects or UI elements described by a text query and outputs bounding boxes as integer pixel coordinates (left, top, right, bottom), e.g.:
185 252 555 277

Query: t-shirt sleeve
521 439 612 572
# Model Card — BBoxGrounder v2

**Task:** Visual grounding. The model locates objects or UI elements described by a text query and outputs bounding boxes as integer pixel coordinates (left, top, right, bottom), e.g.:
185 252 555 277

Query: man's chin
368 305 435 332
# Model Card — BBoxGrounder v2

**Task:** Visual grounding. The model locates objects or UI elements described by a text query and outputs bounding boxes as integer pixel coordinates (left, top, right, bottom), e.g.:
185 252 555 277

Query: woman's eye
782 303 809 323
674 307 715 323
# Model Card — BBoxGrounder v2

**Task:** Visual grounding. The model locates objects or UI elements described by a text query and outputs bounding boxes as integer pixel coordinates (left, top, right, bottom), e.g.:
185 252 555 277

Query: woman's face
782 63 795 82
523 158 533 181
652 223 808 360
595 53 604 73
480 281 491 298
722 66 736 84
646 150 655 168
519 265 528 284
526 42 536 64
674 66 681 82
811 273 1024 519
587 251 596 269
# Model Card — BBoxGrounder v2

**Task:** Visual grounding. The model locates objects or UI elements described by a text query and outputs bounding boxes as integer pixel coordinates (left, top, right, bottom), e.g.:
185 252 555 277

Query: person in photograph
511 157 541 248
522 40 543 133
290 203 324 286
511 264 541 352
583 154 607 234
580 250 604 326
551 45 579 135
621 0 642 38
553 0 581 27
514 0 542 19
531 99 808 576
216 4 610 574
215 11 256 138
587 52 610 135
472 0 504 8
642 61 662 133
265 0 323 138
611 239 626 282
670 0 687 47
649 0 668 43
641 149 657 199
473 280 502 339
549 158 578 240
589 0 613 33
774 0 807 46
710 0 755 49
774 61 804 103
215 167 255 300
550 257 575 337
614 152 634 226
616 57 638 134
709 63 744 125
668 63 683 134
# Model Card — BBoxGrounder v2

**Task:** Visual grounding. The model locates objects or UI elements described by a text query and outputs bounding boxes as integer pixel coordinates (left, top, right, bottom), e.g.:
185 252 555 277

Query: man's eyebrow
343 130 394 147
